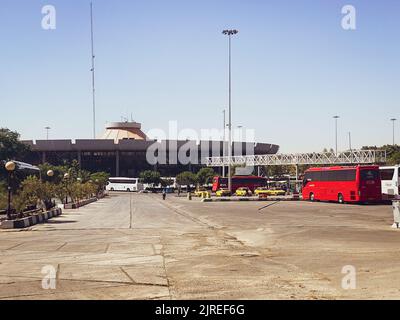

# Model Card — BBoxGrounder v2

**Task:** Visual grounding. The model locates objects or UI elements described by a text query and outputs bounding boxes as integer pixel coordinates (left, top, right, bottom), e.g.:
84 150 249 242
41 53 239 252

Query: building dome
101 121 148 142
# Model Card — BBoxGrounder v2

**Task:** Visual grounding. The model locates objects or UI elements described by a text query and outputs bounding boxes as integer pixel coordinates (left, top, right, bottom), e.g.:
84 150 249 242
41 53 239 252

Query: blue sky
0 0 399 153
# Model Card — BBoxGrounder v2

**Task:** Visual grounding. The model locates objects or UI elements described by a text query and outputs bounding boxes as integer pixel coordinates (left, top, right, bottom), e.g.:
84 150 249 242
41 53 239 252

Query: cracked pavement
0 193 398 299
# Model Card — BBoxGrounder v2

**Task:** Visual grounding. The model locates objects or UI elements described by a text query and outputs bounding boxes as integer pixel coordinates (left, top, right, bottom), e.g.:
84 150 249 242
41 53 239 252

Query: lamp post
222 109 226 178
222 29 238 192
45 126 51 140
5 161 16 220
348 132 352 151
45 170 54 209
63 173 70 204
390 118 397 146
237 125 243 142
333 115 340 155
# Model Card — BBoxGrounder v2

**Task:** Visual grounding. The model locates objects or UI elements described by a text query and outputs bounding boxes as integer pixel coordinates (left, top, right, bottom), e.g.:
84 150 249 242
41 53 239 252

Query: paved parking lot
0 193 398 299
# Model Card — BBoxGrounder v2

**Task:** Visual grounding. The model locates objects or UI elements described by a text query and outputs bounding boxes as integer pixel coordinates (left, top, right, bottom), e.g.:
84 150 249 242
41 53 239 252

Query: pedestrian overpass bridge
205 149 387 167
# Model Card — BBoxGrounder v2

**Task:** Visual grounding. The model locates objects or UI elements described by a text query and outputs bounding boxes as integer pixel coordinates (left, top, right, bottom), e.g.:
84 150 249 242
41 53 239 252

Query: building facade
22 122 279 177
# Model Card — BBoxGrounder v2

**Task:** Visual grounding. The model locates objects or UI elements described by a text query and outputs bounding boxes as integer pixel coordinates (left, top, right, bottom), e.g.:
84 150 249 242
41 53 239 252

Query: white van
106 177 143 192
379 165 400 200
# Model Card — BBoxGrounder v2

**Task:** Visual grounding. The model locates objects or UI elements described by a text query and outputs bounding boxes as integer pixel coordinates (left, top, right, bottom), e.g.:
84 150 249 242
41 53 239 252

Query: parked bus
379 165 400 200
302 165 382 203
212 176 267 193
106 177 142 192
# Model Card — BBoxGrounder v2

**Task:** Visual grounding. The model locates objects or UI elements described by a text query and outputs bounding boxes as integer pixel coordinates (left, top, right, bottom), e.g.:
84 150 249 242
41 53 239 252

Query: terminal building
22 121 279 177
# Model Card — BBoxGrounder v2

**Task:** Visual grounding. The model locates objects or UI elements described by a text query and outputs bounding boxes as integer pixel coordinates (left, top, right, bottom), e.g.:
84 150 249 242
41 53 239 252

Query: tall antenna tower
90 2 96 139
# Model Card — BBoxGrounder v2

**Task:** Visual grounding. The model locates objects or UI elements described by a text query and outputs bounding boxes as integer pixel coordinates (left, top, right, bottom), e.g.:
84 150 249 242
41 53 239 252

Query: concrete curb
202 197 301 202
0 208 62 229
64 197 98 209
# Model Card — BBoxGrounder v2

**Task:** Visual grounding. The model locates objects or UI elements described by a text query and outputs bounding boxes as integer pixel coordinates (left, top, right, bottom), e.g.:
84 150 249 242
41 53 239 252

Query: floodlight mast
222 29 238 192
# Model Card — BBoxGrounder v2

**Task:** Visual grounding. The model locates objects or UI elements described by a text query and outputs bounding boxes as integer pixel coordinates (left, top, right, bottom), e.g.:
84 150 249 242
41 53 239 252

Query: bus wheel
126 188 131 192
310 193 315 202
110 188 114 191
338 193 344 204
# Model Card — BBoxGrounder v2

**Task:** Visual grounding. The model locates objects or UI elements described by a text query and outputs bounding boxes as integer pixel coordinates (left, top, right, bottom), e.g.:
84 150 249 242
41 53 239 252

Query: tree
263 165 293 177
389 151 400 165
15 176 55 212
39 163 69 184
196 168 215 186
362 144 400 165
0 128 30 161
139 170 161 185
0 182 7 211
90 171 110 194
176 172 197 189
160 177 174 188
0 128 32 186
383 145 400 165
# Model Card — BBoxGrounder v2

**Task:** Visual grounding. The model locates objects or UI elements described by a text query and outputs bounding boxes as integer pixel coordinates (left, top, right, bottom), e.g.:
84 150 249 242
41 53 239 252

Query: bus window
380 169 395 181
360 170 379 181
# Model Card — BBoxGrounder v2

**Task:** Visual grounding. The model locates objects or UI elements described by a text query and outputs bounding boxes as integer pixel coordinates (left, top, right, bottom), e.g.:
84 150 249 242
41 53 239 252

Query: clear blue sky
0 0 399 153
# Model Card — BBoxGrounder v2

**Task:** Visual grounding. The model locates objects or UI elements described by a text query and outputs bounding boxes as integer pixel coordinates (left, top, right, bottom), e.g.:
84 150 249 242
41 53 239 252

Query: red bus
212 176 267 193
302 165 382 203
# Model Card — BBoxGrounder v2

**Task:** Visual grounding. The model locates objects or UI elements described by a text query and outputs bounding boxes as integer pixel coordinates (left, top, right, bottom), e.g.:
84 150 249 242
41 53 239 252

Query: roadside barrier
0 207 62 229
64 197 98 209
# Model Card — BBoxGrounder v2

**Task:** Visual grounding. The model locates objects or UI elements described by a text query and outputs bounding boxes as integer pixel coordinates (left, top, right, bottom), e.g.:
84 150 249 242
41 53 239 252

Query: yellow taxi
267 189 286 196
254 187 270 196
194 188 207 197
215 189 232 197
255 187 286 196
235 187 252 197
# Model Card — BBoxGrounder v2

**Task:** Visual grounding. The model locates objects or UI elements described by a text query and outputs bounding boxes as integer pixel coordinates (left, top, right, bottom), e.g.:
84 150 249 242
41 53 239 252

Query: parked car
255 187 286 196
216 189 232 197
254 187 270 196
194 187 206 197
235 187 252 197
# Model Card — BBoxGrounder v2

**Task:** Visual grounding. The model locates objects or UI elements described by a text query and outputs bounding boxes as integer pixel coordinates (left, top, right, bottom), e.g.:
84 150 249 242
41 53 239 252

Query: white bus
106 177 143 192
379 165 400 200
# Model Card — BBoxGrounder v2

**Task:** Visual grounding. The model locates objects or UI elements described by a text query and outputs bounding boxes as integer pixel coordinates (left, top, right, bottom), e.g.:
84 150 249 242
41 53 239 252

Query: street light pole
45 126 51 140
348 131 352 151
390 118 397 146
222 109 226 178
237 125 243 142
5 161 16 220
333 116 340 155
90 2 96 139
222 29 238 193
64 173 70 205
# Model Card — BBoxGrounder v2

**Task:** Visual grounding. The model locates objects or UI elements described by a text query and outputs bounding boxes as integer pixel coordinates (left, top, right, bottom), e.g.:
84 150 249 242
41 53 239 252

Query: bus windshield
380 169 395 181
